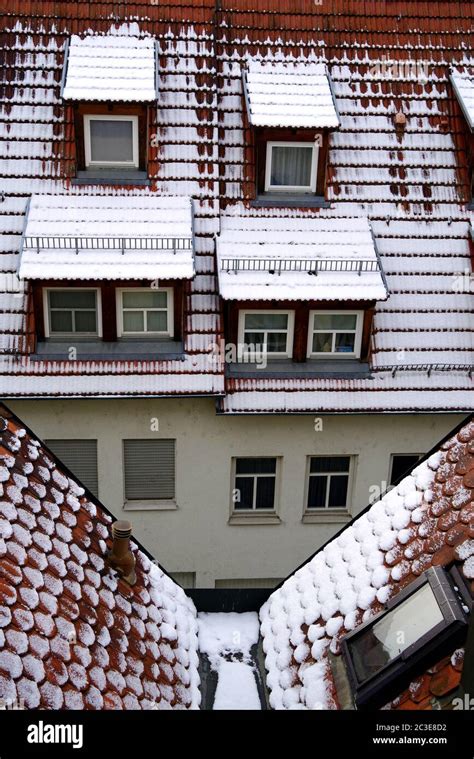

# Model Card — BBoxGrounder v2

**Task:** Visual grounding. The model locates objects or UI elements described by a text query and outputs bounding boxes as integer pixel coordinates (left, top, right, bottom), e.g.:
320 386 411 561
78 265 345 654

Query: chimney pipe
107 520 136 585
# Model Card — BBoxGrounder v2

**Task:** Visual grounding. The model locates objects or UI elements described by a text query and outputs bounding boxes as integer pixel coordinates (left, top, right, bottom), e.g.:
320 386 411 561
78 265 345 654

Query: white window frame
265 141 318 193
304 455 354 512
116 288 174 338
307 310 364 359
231 456 280 514
43 287 102 338
83 114 139 168
238 310 294 359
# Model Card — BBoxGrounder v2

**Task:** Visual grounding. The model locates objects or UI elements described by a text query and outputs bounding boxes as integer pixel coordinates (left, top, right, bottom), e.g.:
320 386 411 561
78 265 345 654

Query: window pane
266 332 287 353
310 457 350 473
234 477 254 509
123 291 167 309
256 477 276 509
328 475 349 507
123 311 145 332
243 332 265 348
245 313 288 330
314 314 357 331
49 291 96 309
270 145 313 187
89 119 133 163
147 311 168 332
50 310 73 333
349 584 444 683
335 333 356 353
390 455 421 486
312 332 332 353
307 476 327 508
236 458 277 475
74 311 97 333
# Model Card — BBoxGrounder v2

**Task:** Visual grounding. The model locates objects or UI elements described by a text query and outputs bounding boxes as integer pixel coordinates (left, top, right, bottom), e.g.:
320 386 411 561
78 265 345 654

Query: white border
43 287 102 338
84 114 139 168
307 310 363 359
116 287 174 338
238 309 295 358
264 141 318 193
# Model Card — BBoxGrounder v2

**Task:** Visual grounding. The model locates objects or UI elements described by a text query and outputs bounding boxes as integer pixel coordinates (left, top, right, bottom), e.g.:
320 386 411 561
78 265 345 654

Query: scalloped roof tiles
259 416 474 710
0 404 201 710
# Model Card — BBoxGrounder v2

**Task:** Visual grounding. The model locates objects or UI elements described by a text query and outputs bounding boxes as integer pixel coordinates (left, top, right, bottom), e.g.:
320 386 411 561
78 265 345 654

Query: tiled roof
451 70 474 132
19 195 195 281
0 403 201 710
0 0 472 408
242 61 340 129
217 215 387 301
259 416 474 710
0 12 224 398
62 34 157 102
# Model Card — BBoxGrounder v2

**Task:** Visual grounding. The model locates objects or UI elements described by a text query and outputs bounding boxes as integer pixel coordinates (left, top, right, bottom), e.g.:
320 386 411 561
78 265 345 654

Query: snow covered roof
450 70 474 131
19 195 195 281
0 404 201 710
243 61 340 129
259 416 474 710
216 215 387 301
0 3 473 407
62 34 157 102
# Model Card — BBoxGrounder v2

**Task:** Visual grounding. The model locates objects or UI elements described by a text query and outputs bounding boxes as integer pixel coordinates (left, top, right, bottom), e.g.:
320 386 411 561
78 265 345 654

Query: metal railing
380 363 474 378
23 236 193 255
220 258 380 276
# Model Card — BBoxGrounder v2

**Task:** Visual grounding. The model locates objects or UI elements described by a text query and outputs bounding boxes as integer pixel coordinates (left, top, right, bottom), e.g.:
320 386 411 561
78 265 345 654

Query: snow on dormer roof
242 60 340 129
62 34 157 102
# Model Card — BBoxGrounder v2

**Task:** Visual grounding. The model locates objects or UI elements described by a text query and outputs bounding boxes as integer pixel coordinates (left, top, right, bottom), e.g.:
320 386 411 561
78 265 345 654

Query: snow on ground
198 612 261 710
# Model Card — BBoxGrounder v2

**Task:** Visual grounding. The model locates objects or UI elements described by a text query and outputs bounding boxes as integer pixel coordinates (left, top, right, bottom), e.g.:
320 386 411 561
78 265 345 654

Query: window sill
227 359 371 379
302 509 351 524
71 170 150 187
228 512 281 526
31 340 185 362
123 500 178 512
250 194 331 209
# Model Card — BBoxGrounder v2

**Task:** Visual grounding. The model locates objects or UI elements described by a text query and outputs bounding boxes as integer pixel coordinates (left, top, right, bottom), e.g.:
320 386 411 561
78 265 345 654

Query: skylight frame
341 567 468 709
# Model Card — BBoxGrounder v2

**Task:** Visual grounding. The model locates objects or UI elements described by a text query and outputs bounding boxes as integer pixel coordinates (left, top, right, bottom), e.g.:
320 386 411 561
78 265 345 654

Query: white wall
9 399 463 587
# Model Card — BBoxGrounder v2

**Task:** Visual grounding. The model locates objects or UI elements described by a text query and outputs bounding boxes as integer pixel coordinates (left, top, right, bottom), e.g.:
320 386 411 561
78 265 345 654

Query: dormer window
242 60 339 207
117 288 173 338
61 34 157 186
342 567 468 709
84 115 139 169
265 141 318 194
45 289 101 338
307 311 363 358
450 69 474 205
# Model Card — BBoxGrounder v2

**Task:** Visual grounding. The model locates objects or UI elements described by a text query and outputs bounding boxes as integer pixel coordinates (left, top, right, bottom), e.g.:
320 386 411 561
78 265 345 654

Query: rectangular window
117 288 173 338
84 115 139 168
233 457 278 511
306 456 352 510
389 454 423 486
308 311 363 358
45 439 98 497
238 311 294 358
265 141 318 193
342 567 468 709
123 439 175 502
44 289 101 338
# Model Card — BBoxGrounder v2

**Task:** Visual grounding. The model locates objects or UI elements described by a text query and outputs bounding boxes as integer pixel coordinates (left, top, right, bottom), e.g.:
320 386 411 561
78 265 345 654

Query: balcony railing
220 258 381 276
23 236 193 255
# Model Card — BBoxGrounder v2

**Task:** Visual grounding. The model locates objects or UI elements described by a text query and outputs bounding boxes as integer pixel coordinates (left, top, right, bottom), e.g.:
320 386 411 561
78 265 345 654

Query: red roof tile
0 404 201 710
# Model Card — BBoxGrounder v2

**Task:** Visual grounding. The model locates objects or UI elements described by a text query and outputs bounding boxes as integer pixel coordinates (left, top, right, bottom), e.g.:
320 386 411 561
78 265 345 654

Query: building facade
1 1 473 587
